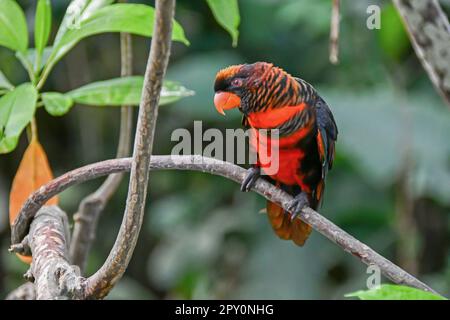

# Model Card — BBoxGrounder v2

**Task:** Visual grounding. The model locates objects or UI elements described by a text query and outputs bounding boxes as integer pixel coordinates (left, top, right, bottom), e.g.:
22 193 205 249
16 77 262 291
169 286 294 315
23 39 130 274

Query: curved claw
287 192 309 221
240 167 261 192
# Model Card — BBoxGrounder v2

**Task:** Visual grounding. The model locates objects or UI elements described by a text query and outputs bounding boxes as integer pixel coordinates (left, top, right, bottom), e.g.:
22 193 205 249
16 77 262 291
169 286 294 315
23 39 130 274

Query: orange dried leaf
9 140 58 264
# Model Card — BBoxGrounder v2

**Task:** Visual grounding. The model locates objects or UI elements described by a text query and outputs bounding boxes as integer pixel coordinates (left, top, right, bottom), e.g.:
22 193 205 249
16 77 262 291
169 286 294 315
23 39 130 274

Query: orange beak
214 92 241 115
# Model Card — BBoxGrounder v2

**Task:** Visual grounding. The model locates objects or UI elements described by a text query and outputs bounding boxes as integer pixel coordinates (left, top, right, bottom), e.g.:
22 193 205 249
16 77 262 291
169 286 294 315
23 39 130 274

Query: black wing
315 96 338 178
292 77 338 176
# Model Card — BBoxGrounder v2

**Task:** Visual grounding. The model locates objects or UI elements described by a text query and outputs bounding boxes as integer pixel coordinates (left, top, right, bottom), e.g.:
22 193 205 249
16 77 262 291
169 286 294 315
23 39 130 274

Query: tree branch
83 0 175 298
70 4 134 273
10 155 440 296
329 0 340 64
393 0 450 108
11 206 84 299
5 283 36 300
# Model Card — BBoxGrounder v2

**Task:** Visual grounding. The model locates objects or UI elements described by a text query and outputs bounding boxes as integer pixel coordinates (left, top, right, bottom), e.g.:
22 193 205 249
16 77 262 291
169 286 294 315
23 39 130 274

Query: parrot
213 62 338 246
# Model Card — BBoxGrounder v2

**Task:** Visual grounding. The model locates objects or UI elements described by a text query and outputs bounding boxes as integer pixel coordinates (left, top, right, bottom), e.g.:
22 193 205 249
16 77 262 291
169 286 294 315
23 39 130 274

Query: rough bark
393 0 450 108
5 282 36 300
11 206 85 299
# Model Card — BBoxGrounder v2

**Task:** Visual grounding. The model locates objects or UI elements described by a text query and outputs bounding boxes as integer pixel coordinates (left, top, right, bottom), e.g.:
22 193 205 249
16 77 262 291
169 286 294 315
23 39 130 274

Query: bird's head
213 62 274 115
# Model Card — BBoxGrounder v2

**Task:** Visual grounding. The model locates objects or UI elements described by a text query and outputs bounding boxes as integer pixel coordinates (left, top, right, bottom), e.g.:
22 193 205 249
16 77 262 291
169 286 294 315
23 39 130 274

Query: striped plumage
214 62 338 246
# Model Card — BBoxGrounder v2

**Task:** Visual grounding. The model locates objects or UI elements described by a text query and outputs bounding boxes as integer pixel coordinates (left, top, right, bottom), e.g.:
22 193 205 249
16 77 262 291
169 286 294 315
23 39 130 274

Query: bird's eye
231 78 243 87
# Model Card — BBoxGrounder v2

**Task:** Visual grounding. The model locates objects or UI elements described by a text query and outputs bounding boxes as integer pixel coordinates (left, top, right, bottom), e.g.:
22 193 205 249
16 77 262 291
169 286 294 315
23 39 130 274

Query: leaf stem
30 117 38 141
36 64 51 91
35 54 42 77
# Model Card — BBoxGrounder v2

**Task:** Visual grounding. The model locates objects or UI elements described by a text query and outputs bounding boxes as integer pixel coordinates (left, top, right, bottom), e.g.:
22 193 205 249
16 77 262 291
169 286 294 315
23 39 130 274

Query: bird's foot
287 192 309 221
240 167 261 192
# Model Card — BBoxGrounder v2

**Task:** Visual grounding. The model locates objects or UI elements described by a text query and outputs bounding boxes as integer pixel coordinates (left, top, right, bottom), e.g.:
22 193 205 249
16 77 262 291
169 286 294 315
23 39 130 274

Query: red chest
271 148 304 185
249 128 312 187
246 104 315 188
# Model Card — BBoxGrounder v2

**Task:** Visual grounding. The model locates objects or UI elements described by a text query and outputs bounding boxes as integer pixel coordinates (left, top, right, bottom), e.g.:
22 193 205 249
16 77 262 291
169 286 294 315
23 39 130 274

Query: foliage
0 0 192 154
41 92 73 116
41 77 194 116
34 0 52 62
66 77 194 108
42 3 189 83
346 284 447 300
0 0 193 271
9 139 58 263
0 83 37 153
206 0 240 46
0 0 28 52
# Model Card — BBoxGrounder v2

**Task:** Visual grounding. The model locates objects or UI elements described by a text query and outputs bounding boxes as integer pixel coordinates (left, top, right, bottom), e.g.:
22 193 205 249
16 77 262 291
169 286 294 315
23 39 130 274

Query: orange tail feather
266 201 312 246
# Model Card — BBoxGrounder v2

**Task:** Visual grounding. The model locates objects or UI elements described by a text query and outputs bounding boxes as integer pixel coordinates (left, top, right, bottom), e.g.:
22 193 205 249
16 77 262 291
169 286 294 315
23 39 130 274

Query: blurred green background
1 0 449 299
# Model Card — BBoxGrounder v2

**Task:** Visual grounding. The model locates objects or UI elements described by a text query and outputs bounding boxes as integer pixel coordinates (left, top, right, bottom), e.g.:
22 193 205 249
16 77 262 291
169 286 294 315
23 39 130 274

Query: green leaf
160 81 196 106
0 0 28 52
43 3 189 85
34 0 52 56
0 71 13 90
345 284 447 300
67 76 194 106
54 0 114 44
79 0 115 21
42 92 74 116
206 0 240 47
0 83 37 154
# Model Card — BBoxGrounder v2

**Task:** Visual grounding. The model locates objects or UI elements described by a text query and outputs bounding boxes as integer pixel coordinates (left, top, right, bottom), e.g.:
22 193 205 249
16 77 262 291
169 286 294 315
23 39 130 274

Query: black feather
315 96 338 173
